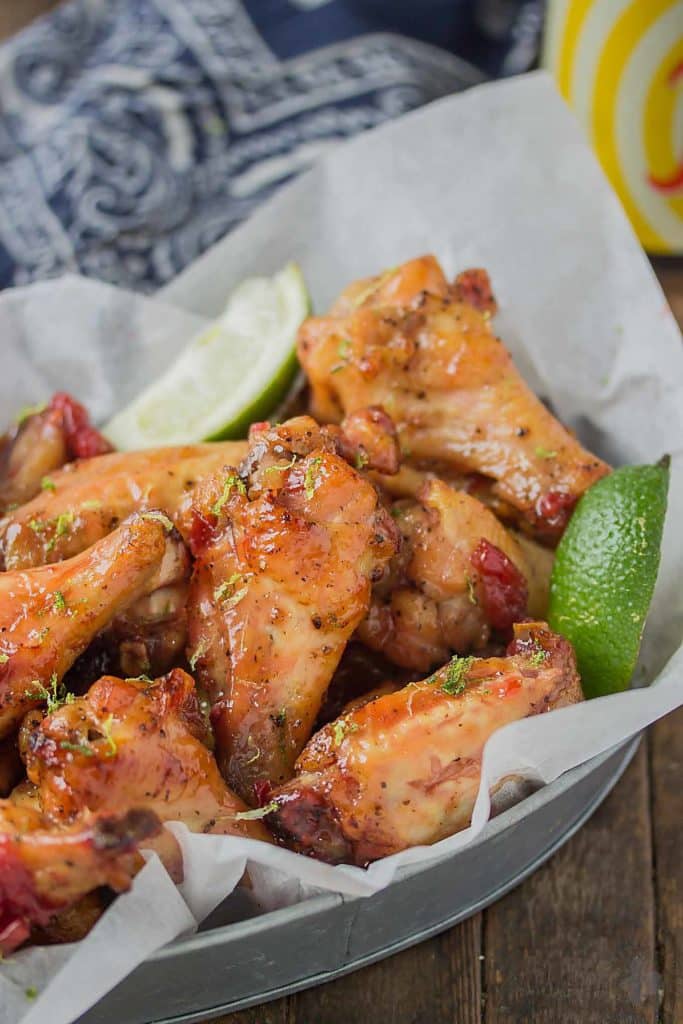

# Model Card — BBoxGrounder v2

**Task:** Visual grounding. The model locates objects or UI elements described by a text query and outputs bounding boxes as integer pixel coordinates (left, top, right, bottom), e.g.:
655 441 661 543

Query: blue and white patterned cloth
0 0 542 292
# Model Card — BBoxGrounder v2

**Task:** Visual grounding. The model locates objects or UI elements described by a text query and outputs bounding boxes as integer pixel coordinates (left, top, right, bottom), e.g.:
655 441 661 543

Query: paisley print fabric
0 0 538 292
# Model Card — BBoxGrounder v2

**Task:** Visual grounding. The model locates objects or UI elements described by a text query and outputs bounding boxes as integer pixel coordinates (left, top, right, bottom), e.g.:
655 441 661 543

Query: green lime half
548 459 669 698
103 263 310 449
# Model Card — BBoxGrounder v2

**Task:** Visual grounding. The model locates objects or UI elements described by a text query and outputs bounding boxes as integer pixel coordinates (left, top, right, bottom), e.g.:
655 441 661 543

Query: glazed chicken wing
0 392 112 516
0 441 247 570
297 255 609 542
358 478 530 672
0 802 159 955
25 668 271 880
270 622 583 865
0 511 185 739
182 416 399 804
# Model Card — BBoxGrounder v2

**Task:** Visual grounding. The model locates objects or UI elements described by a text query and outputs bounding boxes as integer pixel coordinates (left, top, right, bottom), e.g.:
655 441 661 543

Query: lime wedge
548 459 669 698
103 263 310 449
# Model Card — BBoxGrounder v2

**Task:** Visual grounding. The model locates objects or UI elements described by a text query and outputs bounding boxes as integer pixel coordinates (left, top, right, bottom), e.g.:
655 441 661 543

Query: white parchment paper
0 72 682 1024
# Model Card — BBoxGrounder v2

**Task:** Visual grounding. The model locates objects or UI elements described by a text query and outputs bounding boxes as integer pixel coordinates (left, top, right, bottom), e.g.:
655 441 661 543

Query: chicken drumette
0 511 186 739
358 478 532 672
297 255 609 542
270 622 583 865
181 416 399 804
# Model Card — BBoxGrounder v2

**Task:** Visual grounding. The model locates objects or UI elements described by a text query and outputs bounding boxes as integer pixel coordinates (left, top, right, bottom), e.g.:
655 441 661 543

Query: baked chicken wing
0 392 112 516
182 416 399 804
297 255 609 542
0 802 158 955
0 441 247 570
269 622 583 864
0 511 185 739
24 668 271 880
358 478 530 671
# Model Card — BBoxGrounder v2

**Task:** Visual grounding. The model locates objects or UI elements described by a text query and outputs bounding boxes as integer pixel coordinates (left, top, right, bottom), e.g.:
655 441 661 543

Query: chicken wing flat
0 392 112 516
297 255 609 542
25 668 271 880
183 416 399 804
0 440 248 570
0 802 159 955
0 511 184 739
269 622 583 865
358 478 530 672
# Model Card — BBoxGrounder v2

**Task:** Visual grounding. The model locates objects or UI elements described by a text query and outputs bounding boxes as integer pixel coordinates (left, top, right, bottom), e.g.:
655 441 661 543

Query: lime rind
548 461 669 698
205 345 301 440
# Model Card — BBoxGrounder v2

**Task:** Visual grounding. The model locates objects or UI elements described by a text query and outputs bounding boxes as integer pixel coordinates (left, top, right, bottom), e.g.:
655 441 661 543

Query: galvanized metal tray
81 737 639 1024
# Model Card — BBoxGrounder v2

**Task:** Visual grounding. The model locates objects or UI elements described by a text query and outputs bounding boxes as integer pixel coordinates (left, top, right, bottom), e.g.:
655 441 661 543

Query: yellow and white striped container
543 0 683 254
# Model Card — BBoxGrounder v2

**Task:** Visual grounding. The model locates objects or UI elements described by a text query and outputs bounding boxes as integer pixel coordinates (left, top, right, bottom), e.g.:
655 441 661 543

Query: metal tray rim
148 737 636 963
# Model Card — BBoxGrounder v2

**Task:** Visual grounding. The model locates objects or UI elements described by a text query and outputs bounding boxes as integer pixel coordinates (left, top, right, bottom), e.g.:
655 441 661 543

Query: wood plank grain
283 913 482 1024
650 708 683 1024
650 261 682 1019
212 1001 289 1024
651 261 683 1024
483 744 657 1024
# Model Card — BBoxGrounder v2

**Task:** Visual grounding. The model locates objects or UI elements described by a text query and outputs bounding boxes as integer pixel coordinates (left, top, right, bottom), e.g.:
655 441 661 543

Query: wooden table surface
0 5 680 1021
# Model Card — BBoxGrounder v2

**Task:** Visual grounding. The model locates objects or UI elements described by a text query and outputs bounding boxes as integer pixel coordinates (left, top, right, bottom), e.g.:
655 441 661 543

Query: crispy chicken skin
0 802 159 955
297 255 609 542
0 392 112 516
182 416 399 804
269 622 583 865
358 478 530 671
25 669 271 879
0 441 248 570
0 511 185 739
